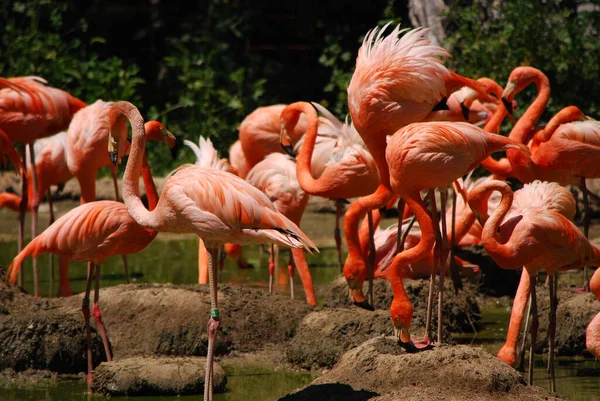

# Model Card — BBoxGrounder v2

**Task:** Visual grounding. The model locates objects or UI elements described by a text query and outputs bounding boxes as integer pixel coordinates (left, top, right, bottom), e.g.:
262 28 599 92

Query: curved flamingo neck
506 70 550 180
140 152 159 211
479 181 515 264
111 102 158 229
479 93 511 176
281 102 329 194
537 106 585 143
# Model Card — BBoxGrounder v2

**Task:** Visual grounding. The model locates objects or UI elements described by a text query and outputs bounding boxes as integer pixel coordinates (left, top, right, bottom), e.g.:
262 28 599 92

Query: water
0 203 599 400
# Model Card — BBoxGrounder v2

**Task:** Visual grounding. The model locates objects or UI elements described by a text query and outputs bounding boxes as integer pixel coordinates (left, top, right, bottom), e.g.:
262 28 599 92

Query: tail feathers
6 239 42 284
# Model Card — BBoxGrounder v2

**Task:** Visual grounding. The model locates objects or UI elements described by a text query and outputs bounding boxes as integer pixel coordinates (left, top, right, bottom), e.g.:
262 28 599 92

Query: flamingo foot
568 281 590 293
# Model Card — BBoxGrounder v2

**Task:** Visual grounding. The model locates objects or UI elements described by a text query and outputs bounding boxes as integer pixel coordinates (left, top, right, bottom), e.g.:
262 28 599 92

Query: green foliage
443 0 600 121
0 0 144 105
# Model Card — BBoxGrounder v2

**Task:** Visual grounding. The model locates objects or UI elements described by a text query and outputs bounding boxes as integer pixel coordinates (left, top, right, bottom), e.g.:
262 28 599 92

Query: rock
281 337 565 401
91 356 225 396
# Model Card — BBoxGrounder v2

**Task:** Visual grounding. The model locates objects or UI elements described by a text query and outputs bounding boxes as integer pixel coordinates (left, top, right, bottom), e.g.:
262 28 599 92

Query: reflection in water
0 237 598 401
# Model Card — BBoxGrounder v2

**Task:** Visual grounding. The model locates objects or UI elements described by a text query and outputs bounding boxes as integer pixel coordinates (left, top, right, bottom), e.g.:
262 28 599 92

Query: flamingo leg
367 210 375 305
547 274 557 392
335 200 343 272
218 245 226 281
268 244 275 295
287 250 295 300
396 198 406 253
581 177 591 292
204 246 220 401
528 272 539 386
92 263 112 362
425 189 441 341
17 145 28 288
28 144 40 297
82 262 94 391
517 293 532 372
437 187 449 345
448 188 462 291
498 269 530 369
47 189 55 297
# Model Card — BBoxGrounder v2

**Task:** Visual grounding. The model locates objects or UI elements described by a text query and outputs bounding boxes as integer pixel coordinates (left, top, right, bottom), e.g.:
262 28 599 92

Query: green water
0 235 599 400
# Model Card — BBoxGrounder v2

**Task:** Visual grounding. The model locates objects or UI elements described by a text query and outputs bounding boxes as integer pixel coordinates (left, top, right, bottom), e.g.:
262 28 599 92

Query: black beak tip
281 144 296 158
353 300 375 311
460 102 470 121
398 340 434 353
502 98 514 115
109 151 118 166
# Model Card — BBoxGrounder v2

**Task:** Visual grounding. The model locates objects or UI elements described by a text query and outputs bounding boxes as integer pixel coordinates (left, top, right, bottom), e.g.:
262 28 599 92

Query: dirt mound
56 283 314 359
324 276 482 334
91 356 225 396
532 284 600 356
281 337 564 401
0 280 106 373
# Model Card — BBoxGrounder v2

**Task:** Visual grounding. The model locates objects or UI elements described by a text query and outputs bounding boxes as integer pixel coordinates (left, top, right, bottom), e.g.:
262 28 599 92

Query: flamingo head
144 120 179 158
502 66 541 115
344 259 374 311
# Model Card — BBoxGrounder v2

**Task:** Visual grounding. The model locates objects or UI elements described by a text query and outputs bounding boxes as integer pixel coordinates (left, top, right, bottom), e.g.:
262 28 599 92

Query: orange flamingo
467 179 600 387
109 101 316 400
6 119 176 390
66 99 173 284
228 139 250 179
238 104 308 170
467 180 576 370
280 101 379 271
383 121 528 350
586 267 600 358
343 24 497 309
0 76 86 296
183 136 254 283
246 152 317 305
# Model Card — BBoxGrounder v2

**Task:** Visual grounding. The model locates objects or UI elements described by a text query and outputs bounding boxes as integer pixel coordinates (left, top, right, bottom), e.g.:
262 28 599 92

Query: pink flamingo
280 101 379 271
109 101 316 400
467 179 600 388
6 117 176 390
228 139 250 179
343 24 497 310
0 76 86 296
183 136 254 283
384 121 528 350
586 267 600 358
246 152 317 305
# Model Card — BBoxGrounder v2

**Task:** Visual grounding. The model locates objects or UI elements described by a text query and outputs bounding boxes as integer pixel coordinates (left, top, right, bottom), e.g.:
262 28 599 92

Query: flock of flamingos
1 23 599 399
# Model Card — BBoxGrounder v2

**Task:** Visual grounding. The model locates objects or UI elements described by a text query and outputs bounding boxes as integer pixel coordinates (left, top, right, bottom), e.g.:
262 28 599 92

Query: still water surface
0 233 598 400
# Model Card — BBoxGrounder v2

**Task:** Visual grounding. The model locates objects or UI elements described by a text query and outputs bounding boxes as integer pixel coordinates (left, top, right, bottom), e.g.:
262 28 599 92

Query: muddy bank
0 280 106 373
324 276 483 334
281 337 565 401
533 283 600 356
91 356 226 396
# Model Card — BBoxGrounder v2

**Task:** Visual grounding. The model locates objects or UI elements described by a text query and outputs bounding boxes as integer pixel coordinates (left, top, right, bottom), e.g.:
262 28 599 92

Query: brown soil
281 337 565 401
91 356 226 396
531 283 600 356
324 276 483 334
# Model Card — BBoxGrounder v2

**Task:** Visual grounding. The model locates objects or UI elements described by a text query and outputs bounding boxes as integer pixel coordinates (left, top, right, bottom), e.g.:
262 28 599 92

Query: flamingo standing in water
108 101 316 400
6 115 176 390
343 23 497 310
280 101 379 271
0 76 86 295
467 179 600 388
383 121 528 350
246 152 317 305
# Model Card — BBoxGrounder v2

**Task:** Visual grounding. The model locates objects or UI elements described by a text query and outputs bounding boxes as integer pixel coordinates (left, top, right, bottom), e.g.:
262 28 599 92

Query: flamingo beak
280 121 296 157
108 135 119 166
501 81 517 115
347 277 374 311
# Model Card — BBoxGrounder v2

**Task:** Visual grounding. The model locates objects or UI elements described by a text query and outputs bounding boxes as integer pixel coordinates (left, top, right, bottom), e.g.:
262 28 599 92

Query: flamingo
5 119 176 390
280 101 379 271
66 99 174 284
0 76 86 296
238 104 308 170
383 121 529 350
0 128 23 175
108 101 317 400
228 139 250 179
183 136 254 283
467 179 600 388
343 23 497 310
246 152 317 305
586 267 600 358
